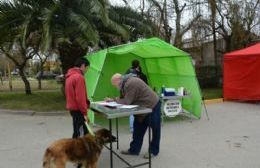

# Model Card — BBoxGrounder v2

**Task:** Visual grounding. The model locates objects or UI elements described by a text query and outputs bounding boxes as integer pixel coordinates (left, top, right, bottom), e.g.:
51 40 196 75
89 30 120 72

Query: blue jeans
129 114 134 132
129 101 161 155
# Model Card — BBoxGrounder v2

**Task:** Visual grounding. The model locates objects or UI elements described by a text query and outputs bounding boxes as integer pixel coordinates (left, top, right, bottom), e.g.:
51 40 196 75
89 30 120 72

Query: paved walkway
0 102 260 168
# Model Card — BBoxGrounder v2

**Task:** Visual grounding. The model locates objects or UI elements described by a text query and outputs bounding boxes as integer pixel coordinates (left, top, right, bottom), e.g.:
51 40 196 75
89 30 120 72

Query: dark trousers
129 101 161 155
70 111 89 138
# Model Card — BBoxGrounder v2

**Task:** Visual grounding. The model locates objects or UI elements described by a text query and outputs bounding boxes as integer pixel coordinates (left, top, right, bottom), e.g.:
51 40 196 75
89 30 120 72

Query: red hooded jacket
65 67 89 116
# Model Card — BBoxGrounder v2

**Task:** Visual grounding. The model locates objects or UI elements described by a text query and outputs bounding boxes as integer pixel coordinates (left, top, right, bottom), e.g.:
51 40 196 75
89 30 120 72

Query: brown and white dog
43 128 116 168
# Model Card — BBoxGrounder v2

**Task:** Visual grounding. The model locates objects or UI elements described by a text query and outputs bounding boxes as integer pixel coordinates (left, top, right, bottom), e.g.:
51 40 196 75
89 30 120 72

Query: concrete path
0 102 260 168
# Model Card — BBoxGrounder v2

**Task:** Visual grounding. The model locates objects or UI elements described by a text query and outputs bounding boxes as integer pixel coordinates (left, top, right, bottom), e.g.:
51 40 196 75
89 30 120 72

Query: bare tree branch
181 14 201 36
121 0 128 5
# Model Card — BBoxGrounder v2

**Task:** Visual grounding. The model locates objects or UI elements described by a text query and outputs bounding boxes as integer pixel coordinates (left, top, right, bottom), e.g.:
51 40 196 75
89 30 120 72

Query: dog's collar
82 136 102 152
94 137 104 147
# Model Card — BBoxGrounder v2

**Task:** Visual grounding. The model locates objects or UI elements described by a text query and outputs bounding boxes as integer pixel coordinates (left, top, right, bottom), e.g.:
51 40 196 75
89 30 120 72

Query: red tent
223 43 260 101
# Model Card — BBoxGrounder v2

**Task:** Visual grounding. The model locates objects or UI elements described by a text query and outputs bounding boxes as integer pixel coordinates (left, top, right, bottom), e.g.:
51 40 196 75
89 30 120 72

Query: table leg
116 118 119 149
109 119 113 168
148 115 151 168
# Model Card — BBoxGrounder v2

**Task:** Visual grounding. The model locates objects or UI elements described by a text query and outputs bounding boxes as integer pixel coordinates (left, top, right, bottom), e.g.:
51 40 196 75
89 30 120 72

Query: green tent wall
84 38 202 121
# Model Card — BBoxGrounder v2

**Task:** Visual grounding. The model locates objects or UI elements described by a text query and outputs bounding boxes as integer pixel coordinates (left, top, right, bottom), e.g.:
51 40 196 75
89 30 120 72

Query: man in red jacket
65 57 90 139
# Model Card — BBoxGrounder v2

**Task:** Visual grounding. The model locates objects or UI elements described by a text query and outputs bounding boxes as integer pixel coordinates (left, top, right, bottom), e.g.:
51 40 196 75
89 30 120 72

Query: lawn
0 78 222 126
0 91 66 111
0 78 223 111
0 78 64 111
0 88 223 112
0 78 60 92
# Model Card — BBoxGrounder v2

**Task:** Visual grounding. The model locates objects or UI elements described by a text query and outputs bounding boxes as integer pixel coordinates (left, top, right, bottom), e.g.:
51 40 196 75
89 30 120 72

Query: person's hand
87 100 90 106
84 115 89 123
104 97 114 102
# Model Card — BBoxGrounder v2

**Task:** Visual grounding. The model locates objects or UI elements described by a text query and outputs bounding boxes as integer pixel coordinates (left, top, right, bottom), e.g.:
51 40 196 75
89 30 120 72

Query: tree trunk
37 68 44 90
0 74 3 85
58 43 88 75
173 0 187 48
212 18 218 77
38 78 42 90
208 0 218 77
58 42 88 94
19 68 31 95
224 35 232 52
162 0 171 43
7 62 12 91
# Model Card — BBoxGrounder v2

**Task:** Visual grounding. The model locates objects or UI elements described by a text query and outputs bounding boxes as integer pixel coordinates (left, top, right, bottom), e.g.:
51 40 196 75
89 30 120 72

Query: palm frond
107 19 129 40
42 1 59 51
68 9 99 44
109 6 155 40
88 0 110 25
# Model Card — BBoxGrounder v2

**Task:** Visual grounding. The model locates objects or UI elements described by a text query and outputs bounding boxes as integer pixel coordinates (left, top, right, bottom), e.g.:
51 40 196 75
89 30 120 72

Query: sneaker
143 152 156 159
121 149 138 156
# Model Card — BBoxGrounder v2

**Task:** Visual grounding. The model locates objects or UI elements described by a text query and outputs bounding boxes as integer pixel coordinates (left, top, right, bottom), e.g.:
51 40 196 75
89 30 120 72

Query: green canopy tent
84 38 202 122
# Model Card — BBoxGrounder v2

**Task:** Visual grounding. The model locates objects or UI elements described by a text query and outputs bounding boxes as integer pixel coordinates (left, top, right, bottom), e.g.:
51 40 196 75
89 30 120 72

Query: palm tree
42 1 158 73
0 0 156 95
0 0 128 94
104 6 155 46
42 0 129 74
0 0 52 94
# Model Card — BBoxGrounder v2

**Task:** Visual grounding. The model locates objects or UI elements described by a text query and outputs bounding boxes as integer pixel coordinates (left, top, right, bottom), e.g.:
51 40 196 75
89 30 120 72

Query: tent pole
202 96 210 120
189 56 209 120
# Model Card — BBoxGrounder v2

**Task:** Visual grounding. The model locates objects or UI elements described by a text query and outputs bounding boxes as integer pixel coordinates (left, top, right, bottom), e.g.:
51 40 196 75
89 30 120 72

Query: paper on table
95 101 122 107
94 101 138 109
120 105 139 109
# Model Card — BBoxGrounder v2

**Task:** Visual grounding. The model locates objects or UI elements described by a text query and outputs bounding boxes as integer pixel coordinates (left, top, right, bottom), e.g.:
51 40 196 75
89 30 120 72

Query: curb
0 98 224 116
0 109 68 116
204 98 223 104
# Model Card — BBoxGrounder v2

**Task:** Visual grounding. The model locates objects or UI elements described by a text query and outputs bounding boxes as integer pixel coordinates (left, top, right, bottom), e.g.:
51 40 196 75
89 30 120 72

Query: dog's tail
43 148 52 168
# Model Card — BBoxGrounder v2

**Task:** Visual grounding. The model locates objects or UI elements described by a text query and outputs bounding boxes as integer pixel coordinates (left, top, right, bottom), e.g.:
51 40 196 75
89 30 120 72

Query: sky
109 0 135 7
108 0 204 39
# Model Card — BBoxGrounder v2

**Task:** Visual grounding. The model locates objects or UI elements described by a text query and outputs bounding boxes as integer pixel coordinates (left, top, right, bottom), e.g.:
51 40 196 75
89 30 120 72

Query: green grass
0 79 60 92
0 88 223 112
0 91 66 111
0 88 223 127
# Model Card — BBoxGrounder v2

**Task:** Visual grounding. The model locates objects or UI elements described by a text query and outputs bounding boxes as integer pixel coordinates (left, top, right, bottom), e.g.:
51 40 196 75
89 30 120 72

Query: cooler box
164 88 176 96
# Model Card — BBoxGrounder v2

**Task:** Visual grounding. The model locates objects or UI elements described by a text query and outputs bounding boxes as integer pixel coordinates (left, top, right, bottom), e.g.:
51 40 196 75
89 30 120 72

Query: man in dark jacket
126 60 148 132
126 59 148 84
110 73 161 159
65 57 90 139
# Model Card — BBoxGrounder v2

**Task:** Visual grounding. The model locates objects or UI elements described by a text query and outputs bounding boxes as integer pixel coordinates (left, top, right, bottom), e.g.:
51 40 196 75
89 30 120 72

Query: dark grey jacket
116 76 159 122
